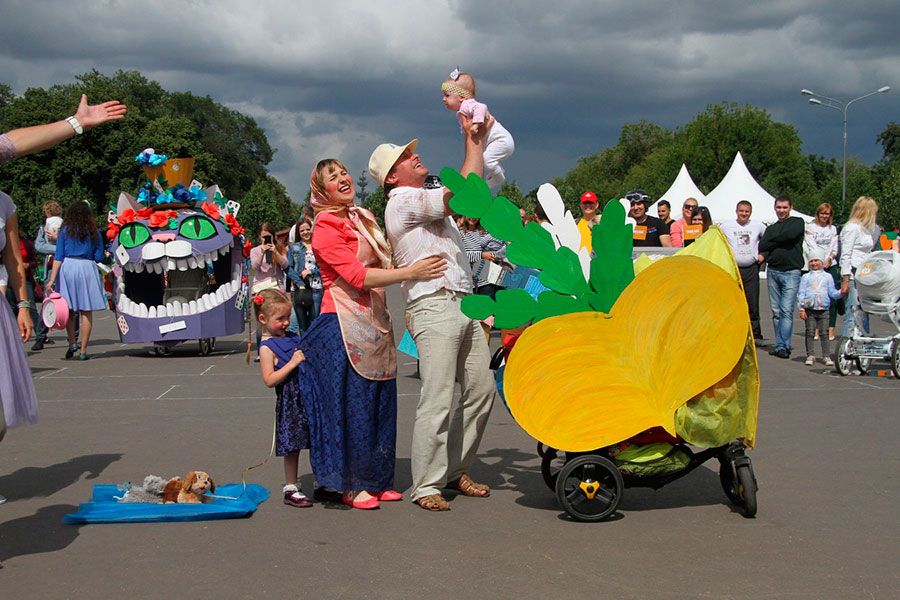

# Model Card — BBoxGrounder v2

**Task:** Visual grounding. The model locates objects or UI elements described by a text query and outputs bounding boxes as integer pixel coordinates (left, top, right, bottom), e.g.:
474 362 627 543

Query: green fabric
613 443 691 476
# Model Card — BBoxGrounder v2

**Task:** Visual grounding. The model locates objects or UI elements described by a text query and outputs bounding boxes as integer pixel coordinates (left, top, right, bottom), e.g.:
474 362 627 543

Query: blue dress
298 314 397 492
259 333 310 456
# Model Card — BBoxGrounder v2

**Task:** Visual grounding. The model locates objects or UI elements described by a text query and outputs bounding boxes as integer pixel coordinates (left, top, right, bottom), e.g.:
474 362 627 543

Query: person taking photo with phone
250 222 288 360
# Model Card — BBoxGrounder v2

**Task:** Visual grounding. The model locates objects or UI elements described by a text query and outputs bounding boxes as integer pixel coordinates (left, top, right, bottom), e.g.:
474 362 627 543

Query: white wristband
66 116 83 135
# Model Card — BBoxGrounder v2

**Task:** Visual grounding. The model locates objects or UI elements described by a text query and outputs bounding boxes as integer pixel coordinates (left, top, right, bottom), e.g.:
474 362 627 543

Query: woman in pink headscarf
298 158 446 510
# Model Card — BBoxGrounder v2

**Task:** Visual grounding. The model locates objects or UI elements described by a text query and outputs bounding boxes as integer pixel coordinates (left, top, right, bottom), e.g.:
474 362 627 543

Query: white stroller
834 250 900 378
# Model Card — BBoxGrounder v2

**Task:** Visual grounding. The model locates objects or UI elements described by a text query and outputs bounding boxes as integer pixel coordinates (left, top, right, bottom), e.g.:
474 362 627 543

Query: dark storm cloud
0 0 896 201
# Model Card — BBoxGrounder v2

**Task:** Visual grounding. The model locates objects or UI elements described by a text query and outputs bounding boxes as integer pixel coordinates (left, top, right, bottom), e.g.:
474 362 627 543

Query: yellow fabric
503 253 748 452
577 219 593 251
673 227 760 447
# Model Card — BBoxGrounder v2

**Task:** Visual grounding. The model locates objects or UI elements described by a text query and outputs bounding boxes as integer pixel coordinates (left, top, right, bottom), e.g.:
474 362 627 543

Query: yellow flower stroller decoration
442 167 760 522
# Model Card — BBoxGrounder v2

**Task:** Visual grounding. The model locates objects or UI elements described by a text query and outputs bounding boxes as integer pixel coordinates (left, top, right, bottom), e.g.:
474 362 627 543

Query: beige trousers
405 290 496 501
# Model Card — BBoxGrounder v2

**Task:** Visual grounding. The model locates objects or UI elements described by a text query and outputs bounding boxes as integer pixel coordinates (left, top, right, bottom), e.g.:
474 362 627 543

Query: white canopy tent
650 164 705 218
703 152 810 224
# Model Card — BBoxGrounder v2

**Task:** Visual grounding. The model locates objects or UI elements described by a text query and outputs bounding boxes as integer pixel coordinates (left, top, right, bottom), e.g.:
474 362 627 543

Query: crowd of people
1 78 897 515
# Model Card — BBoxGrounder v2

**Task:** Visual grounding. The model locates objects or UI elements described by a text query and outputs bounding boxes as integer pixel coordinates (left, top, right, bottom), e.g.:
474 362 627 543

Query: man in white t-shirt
368 125 497 512
720 200 767 343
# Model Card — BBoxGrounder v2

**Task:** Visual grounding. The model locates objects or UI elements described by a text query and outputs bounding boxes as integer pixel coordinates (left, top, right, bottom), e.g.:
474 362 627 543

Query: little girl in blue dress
255 288 312 508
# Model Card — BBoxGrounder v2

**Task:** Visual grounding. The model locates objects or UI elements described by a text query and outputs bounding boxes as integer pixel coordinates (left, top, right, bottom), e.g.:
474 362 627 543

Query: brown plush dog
162 476 183 504
177 471 216 503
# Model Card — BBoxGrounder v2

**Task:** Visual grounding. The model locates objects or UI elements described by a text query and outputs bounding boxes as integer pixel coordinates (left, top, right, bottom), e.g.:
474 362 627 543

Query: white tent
650 164 705 218
703 152 810 224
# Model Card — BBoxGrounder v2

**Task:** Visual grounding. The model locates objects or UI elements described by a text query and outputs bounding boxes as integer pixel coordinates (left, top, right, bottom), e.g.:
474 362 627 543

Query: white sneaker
805 356 815 365
824 357 834 367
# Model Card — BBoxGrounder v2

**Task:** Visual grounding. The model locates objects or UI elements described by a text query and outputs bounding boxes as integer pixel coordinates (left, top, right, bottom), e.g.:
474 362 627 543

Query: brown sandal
447 474 490 497
414 493 451 511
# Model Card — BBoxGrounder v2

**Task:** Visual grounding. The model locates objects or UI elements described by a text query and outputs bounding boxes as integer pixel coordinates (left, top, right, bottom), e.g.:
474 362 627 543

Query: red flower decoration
242 240 252 258
149 210 178 229
201 201 221 221
224 213 244 236
106 223 121 241
118 209 137 225
252 294 265 306
136 207 154 220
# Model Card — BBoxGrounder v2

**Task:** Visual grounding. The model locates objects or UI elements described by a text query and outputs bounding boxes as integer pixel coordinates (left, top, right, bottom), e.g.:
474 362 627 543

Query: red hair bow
252 294 265 306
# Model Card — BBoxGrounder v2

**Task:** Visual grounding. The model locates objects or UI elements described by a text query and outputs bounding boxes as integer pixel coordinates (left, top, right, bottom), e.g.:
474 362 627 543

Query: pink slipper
376 490 403 502
342 493 380 510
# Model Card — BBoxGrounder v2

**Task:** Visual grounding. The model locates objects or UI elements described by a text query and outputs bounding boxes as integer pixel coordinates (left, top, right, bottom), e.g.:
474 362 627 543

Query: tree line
494 103 899 230
0 70 298 239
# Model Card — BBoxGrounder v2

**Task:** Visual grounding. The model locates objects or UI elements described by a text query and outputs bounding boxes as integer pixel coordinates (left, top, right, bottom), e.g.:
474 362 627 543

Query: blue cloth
55 226 104 262
767 268 801 352
798 269 842 311
259 333 310 456
286 242 320 288
298 314 397 492
63 483 269 524
59 257 107 311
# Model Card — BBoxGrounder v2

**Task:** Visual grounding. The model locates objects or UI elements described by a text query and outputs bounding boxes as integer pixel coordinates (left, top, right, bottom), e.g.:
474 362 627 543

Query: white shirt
839 222 881 277
804 221 838 266
720 219 766 267
384 186 473 303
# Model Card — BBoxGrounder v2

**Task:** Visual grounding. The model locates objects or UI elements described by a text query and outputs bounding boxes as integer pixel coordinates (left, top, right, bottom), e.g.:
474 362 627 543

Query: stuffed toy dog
117 475 180 503
177 471 215 503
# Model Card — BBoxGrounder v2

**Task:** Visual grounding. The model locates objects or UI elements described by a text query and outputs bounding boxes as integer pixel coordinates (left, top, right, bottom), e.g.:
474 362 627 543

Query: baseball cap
368 139 419 186
580 191 598 205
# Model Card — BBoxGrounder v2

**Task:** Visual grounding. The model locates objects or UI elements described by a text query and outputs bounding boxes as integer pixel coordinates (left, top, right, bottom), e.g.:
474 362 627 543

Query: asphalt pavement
1 285 897 599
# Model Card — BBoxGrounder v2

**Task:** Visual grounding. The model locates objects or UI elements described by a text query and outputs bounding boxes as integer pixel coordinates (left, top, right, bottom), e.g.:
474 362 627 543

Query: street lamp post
801 86 891 217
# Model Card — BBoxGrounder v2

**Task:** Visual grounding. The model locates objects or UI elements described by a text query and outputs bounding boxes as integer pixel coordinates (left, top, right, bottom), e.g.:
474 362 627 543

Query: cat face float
107 154 248 348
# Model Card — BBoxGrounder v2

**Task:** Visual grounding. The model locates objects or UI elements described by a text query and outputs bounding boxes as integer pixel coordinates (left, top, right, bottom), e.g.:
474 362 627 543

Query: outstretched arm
5 94 127 157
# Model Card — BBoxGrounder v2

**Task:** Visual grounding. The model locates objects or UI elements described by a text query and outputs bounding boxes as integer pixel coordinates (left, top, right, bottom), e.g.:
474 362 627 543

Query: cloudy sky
1 0 897 201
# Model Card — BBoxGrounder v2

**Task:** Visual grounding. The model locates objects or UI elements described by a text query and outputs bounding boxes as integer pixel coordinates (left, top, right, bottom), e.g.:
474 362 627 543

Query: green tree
877 122 900 162
239 175 296 239
879 162 900 230
0 70 279 235
363 186 387 228
355 170 369 205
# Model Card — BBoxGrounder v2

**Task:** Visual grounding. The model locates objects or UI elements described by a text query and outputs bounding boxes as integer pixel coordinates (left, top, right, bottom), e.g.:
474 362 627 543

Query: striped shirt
384 186 473 303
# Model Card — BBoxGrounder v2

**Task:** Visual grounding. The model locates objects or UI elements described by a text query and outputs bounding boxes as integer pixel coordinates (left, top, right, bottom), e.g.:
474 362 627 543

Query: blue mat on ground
63 483 269 524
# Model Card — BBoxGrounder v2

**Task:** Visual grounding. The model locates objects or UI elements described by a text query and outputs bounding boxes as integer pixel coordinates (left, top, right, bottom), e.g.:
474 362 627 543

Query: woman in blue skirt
300 158 446 509
46 201 107 360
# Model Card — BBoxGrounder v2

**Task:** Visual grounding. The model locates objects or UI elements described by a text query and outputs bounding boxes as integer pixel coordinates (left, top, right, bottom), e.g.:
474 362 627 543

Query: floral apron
327 228 396 381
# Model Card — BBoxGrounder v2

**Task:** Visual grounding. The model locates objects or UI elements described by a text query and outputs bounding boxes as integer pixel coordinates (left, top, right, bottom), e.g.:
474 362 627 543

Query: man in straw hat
368 122 497 511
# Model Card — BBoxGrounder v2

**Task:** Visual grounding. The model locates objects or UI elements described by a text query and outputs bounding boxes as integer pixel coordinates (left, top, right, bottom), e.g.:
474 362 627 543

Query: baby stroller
834 250 900 378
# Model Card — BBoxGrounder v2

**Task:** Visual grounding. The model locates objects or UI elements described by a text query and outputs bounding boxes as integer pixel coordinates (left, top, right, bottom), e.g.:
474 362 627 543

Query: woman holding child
299 159 445 509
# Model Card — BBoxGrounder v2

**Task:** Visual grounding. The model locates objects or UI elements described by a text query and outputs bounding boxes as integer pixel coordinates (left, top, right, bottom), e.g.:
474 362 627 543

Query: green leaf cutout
588 200 635 312
481 195 524 241
460 294 495 321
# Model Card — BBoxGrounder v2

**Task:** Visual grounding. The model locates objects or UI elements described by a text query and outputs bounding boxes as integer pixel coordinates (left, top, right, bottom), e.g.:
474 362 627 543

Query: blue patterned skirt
299 314 397 492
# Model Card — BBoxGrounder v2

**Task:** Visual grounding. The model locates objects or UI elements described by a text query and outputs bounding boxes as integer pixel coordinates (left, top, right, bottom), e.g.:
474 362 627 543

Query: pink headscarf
309 162 392 269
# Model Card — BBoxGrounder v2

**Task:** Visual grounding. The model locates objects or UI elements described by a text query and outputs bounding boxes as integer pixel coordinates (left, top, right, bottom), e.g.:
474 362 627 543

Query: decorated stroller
106 150 249 356
446 172 759 522
834 250 900 378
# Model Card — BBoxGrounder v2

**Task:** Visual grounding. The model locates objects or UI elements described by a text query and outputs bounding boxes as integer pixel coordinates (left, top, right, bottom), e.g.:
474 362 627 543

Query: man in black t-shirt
628 193 672 247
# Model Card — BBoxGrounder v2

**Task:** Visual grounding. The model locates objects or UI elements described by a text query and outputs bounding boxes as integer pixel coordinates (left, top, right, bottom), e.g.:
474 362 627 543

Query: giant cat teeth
117 263 243 318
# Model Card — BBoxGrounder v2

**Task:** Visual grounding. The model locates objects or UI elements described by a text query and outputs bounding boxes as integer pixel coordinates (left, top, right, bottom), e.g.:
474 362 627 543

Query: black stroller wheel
541 448 565 491
555 455 623 522
719 449 758 518
834 337 853 376
736 463 758 518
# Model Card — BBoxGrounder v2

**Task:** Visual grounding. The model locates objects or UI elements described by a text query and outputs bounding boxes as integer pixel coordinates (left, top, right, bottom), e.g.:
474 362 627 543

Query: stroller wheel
891 340 900 379
719 445 758 518
541 447 565 491
555 455 622 522
834 338 853 376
